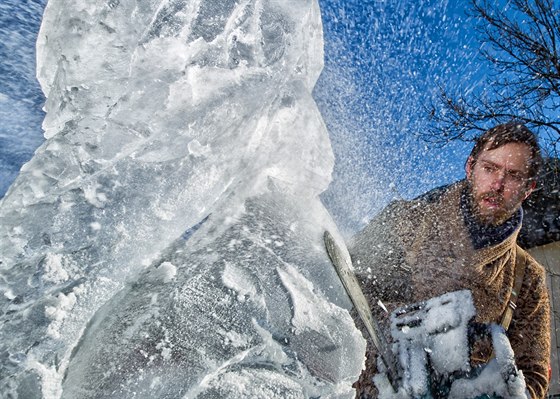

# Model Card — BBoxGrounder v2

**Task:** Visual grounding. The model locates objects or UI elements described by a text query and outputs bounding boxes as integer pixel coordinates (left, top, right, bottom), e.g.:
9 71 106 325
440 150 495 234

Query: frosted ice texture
0 0 365 397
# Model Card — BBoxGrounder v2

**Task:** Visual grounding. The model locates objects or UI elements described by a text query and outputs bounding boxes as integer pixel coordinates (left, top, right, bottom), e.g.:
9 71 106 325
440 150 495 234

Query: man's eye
507 172 524 181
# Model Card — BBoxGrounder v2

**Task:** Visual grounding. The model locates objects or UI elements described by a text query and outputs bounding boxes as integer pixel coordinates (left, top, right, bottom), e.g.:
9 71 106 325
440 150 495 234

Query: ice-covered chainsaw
323 231 528 399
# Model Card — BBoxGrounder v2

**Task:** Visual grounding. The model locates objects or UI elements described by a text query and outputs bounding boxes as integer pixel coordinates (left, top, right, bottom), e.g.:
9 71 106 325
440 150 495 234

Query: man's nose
491 170 506 191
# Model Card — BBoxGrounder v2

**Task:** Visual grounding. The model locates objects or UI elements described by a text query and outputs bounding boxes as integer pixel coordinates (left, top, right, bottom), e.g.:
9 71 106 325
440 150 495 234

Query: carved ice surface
0 0 365 397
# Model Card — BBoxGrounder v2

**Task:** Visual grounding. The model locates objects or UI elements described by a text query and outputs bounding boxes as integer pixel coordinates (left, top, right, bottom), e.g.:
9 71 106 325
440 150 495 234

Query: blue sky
315 0 482 231
1 0 487 232
0 0 47 197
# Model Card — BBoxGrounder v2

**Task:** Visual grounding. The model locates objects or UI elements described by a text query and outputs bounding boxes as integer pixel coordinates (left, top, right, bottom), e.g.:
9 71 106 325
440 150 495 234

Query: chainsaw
323 231 528 399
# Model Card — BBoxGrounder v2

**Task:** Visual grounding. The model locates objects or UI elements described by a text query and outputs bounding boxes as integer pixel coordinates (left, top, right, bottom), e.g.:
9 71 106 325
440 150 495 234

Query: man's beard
466 184 511 226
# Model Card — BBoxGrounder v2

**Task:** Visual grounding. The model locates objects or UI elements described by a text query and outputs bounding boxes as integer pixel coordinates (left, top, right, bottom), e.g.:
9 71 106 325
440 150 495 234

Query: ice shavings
377 299 388 313
187 139 211 158
82 182 107 208
222 262 260 304
196 367 306 399
276 260 365 391
421 294 474 375
448 361 527 399
45 292 77 339
155 329 174 361
378 290 476 398
27 356 63 399
448 323 528 399
181 319 293 399
223 329 251 349
278 263 337 334
146 261 177 283
42 253 69 284
373 371 410 399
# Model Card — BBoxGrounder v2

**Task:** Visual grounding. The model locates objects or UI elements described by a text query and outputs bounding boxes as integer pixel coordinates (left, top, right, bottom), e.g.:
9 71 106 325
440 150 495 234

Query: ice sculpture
0 0 365 397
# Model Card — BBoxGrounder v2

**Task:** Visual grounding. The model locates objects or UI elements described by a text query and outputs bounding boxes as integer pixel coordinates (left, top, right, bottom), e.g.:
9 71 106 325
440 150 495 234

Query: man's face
466 142 536 226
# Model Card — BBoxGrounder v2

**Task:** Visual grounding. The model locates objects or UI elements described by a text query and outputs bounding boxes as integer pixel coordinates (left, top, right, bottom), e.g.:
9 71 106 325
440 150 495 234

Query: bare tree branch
428 0 560 149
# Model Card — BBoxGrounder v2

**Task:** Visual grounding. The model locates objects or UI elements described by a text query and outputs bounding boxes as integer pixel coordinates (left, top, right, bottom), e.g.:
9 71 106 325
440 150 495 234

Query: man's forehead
478 142 532 171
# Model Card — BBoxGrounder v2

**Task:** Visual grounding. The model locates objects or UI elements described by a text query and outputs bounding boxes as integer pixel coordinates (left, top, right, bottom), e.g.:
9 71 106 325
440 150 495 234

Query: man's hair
468 122 543 180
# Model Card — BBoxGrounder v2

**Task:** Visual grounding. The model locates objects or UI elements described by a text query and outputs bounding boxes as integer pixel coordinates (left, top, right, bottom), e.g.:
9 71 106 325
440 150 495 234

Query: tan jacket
350 181 550 399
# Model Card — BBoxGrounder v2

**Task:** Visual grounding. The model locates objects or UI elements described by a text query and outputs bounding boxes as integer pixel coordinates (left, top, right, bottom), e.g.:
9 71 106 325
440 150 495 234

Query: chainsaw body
373 290 528 399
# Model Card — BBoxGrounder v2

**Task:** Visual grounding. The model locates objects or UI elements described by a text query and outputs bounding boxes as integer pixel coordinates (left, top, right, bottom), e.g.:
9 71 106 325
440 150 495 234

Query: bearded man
350 122 551 398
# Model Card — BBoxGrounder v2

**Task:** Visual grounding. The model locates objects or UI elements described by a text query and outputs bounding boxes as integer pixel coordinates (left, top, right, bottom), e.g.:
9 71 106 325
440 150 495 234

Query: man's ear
465 156 474 178
524 180 537 201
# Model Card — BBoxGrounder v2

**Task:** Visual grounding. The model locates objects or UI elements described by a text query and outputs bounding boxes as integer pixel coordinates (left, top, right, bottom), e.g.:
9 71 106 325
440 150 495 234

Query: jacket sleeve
508 255 551 399
349 201 414 306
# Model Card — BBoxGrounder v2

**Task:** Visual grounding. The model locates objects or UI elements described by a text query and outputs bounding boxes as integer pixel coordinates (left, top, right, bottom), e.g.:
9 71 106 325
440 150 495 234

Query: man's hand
448 324 528 399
